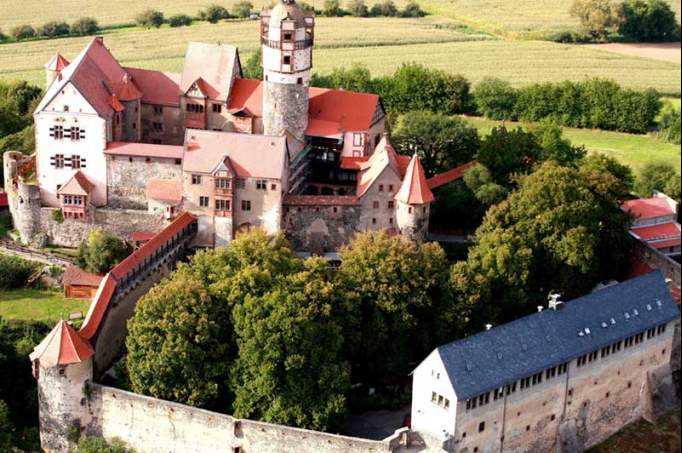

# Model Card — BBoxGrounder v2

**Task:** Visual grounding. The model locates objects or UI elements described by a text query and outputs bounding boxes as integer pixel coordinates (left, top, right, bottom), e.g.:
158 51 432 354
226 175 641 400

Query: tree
463 165 508 206
451 162 631 327
76 229 131 274
10 25 35 41
370 0 398 16
569 0 623 39
199 5 231 23
657 102 681 144
0 80 43 116
168 14 193 27
0 108 28 138
392 110 480 177
323 0 343 16
37 21 70 38
233 1 254 19
476 125 542 186
530 120 586 167
0 125 35 155
338 232 458 384
72 436 133 453
635 161 679 197
579 153 635 199
473 77 518 120
347 0 369 17
70 17 99 36
0 254 37 290
242 49 263 80
401 1 426 17
231 258 350 431
312 63 374 93
135 9 164 28
127 273 233 408
0 400 12 452
664 176 681 203
619 0 679 42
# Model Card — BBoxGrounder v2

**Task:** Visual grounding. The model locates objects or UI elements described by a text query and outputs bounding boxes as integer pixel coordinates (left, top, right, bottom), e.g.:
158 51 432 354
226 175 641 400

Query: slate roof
431 271 680 401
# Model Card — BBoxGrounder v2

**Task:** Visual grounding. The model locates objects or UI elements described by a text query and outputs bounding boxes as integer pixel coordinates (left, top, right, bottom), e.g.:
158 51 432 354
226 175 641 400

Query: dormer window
63 105 69 112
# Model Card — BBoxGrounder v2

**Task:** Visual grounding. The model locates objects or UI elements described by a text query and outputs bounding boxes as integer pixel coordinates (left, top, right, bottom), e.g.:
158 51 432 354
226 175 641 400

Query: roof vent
624 312 631 319
633 309 639 316
584 328 591 335
610 318 616 325
497 352 502 360
548 293 563 311
485 324 493 331
578 330 585 337
537 306 544 313
656 299 663 307
466 363 472 372
601 322 608 328
646 304 652 311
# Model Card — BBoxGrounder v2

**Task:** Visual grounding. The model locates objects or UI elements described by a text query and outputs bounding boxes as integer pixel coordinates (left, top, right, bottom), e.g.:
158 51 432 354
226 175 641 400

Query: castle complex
3 0 468 252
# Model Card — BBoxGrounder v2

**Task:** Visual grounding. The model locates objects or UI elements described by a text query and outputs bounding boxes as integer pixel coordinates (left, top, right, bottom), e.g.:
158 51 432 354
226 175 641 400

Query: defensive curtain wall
32 210 419 453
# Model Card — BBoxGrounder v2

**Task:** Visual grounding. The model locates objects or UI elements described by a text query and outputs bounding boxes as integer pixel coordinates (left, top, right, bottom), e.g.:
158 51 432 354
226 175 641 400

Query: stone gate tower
261 0 314 140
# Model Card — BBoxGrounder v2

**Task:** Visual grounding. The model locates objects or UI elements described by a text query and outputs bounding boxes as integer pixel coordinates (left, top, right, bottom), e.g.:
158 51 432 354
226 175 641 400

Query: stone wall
84 384 407 453
3 151 42 244
633 236 681 287
263 81 308 139
107 155 182 209
282 202 360 252
40 207 165 247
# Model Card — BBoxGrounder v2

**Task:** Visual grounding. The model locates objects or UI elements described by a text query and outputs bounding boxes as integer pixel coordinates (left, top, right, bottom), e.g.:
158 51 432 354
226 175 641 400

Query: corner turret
395 154 433 241
45 52 70 89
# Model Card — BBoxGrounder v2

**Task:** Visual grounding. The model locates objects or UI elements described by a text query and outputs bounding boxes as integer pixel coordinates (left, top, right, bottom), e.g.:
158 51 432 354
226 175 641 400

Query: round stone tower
261 0 314 139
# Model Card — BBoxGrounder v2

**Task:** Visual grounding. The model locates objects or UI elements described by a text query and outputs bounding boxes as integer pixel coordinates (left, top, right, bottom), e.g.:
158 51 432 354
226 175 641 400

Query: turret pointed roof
45 52 70 71
395 154 434 205
29 320 94 367
57 171 94 196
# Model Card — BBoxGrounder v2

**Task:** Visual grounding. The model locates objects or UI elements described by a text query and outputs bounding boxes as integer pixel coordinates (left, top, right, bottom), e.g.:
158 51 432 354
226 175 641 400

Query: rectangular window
199 196 209 207
215 178 230 189
186 103 205 113
191 175 202 185
388 184 394 192
283 32 293 41
235 178 246 189
71 155 81 169
388 201 395 209
52 154 65 168
153 105 163 115
283 55 291 65
353 133 364 147
50 125 64 139
432 392 438 403
271 183 277 191
241 200 251 211
153 122 163 131
212 104 222 113
379 184 384 192
69 126 84 140
373 201 379 209
256 180 267 190
215 199 230 211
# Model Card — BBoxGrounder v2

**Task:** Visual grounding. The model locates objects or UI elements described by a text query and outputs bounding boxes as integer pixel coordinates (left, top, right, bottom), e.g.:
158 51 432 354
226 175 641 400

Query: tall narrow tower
261 0 314 140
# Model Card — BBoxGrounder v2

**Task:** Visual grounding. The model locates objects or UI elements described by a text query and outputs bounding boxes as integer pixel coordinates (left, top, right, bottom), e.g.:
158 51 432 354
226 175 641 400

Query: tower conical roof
45 52 70 71
395 154 434 205
29 320 94 367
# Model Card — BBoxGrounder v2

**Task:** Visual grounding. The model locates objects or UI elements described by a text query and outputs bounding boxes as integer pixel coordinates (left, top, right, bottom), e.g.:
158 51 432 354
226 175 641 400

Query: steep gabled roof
57 171 94 196
29 320 94 367
124 67 181 106
309 87 381 132
395 154 434 205
45 52 70 72
431 271 680 401
357 136 401 197
181 42 240 101
62 265 104 288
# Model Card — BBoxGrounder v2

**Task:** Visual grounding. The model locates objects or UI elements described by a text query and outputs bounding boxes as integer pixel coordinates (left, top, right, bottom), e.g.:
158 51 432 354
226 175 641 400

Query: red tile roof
631 222 681 242
622 197 677 219
428 160 479 190
357 136 402 197
125 67 181 106
45 52 70 72
30 320 94 366
105 142 183 159
283 195 359 206
395 155 434 205
112 73 142 101
146 179 182 204
0 192 8 207
306 118 343 138
340 156 368 171
131 231 157 242
79 212 197 340
57 171 94 196
180 43 239 101
62 265 104 288
228 78 262 116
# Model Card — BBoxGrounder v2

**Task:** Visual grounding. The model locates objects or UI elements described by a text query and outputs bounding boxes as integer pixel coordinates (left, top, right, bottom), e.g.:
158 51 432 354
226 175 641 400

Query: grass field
0 288 90 323
421 0 681 38
462 116 682 174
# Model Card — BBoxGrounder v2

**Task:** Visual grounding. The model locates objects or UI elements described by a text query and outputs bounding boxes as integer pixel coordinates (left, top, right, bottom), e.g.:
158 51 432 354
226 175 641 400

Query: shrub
0 29 7 42
370 0 398 17
51 209 63 224
10 25 36 41
323 0 343 16
77 229 131 274
233 1 254 19
619 0 679 42
135 9 164 28
473 77 517 120
72 436 133 453
658 103 681 144
199 4 230 23
242 49 263 80
401 1 426 17
636 162 679 197
347 0 369 17
0 125 35 155
569 0 622 39
70 17 99 36
168 14 193 27
0 254 37 290
37 21 70 38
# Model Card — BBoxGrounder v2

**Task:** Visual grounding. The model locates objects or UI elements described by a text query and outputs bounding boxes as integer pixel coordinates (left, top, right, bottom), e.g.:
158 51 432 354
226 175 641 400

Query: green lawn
0 288 91 324
462 115 681 174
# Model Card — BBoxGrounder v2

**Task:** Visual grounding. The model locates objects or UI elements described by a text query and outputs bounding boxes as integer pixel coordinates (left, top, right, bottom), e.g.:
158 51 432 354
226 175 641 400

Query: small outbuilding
62 265 103 299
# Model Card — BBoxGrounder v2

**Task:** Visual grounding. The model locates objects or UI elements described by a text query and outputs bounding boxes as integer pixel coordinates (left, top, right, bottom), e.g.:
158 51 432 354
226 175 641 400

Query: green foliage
0 80 43 116
452 162 631 327
168 14 193 27
233 2 254 19
0 254 37 290
569 0 623 39
37 21 70 38
51 208 64 224
127 273 233 407
473 77 517 120
71 436 134 453
0 30 6 42
231 258 350 431
635 161 680 197
347 0 369 17
76 229 131 274
70 17 99 36
10 25 35 41
338 232 459 384
323 0 343 16
619 0 679 42
0 108 28 138
580 153 635 199
311 63 374 93
242 49 263 80
0 400 12 452
135 9 164 28
430 179 485 231
657 102 681 144
370 0 398 17
530 120 587 166
0 212 12 238
199 4 230 23
401 1 426 18
298 2 316 12
0 125 35 155
463 165 508 205
392 110 480 176
476 125 542 186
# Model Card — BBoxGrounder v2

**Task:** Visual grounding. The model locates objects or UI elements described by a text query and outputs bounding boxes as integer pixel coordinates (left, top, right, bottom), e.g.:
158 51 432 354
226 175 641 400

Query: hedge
0 254 38 290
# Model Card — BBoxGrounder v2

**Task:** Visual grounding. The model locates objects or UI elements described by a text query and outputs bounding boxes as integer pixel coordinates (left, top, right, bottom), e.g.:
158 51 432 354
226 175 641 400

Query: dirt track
585 42 681 64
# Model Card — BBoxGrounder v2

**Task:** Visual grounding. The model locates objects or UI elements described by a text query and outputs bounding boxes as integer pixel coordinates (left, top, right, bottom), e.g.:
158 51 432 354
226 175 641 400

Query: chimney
537 306 543 313
485 324 492 331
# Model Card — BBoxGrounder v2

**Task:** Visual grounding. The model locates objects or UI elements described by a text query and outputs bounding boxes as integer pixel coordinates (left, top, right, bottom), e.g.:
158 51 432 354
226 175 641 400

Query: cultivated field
421 0 681 38
463 116 682 174
585 42 682 64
